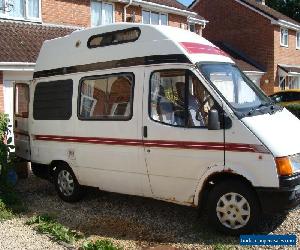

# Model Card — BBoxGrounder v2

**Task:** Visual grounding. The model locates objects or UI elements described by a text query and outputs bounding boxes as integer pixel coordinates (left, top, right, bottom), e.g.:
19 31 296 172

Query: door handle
15 120 18 128
143 126 148 138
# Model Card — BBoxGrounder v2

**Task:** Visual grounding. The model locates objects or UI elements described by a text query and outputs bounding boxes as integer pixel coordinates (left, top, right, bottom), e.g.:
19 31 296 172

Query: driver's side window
188 74 216 127
149 69 217 128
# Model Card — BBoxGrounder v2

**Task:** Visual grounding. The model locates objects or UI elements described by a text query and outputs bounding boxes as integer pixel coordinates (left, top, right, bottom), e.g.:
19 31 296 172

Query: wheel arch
196 171 260 212
49 160 73 180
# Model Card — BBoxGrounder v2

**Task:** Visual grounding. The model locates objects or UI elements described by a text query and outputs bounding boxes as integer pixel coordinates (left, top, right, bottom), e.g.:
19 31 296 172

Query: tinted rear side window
290 92 300 101
33 79 73 120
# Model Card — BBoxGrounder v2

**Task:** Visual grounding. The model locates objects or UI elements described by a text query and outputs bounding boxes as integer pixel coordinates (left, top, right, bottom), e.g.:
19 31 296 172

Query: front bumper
255 172 300 214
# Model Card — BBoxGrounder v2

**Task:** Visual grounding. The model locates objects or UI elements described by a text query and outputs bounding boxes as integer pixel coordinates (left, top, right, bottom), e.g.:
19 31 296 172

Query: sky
177 0 194 7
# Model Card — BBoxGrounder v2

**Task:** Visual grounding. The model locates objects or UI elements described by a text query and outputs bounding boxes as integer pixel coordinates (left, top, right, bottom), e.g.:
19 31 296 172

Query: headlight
290 154 300 173
275 154 300 176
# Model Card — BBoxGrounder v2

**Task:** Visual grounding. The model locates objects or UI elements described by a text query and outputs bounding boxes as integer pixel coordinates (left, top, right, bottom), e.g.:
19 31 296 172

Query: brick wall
42 0 191 30
42 0 91 27
168 13 187 28
0 72 4 113
273 27 300 91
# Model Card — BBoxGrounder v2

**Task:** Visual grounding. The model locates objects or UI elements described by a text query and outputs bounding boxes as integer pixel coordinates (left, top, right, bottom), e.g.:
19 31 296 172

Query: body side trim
33 54 191 79
33 134 269 154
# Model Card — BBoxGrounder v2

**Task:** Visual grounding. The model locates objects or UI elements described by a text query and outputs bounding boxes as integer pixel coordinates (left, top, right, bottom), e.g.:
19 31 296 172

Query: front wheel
207 180 260 235
54 164 83 202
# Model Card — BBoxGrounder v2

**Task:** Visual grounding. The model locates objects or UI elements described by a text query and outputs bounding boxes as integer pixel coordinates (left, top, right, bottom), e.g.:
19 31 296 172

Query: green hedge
0 113 15 187
286 104 300 119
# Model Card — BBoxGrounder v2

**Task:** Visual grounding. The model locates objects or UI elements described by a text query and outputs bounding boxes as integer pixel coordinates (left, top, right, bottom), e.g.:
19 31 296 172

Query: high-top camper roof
34 23 233 79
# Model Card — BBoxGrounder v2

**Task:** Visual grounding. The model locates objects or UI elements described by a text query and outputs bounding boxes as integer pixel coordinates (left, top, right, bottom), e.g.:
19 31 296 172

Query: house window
91 1 113 27
142 10 168 25
188 23 196 33
280 28 288 47
0 0 40 20
296 32 300 49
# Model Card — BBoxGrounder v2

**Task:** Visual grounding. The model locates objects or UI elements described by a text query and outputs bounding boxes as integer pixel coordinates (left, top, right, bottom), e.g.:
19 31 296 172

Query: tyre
54 163 83 202
207 180 260 235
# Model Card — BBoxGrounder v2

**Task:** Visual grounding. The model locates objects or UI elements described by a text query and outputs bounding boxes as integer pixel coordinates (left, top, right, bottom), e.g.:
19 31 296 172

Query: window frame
0 0 41 22
90 0 114 27
296 31 300 50
188 23 196 33
87 27 141 49
280 27 289 47
77 72 135 121
14 83 30 118
141 9 168 26
148 69 219 129
33 79 73 120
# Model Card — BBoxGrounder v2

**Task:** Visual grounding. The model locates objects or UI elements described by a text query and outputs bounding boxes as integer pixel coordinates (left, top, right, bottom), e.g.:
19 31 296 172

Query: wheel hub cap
216 192 250 229
57 170 74 196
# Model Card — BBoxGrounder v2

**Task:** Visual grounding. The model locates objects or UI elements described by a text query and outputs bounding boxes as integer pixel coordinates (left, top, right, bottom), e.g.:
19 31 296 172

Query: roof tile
0 20 75 63
239 0 300 26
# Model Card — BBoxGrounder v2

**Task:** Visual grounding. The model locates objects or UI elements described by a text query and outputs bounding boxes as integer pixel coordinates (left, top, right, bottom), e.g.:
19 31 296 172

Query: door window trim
77 72 135 121
148 69 220 129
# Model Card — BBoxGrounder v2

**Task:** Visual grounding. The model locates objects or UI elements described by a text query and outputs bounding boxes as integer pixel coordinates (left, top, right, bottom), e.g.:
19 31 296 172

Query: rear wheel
207 180 260 235
54 164 83 202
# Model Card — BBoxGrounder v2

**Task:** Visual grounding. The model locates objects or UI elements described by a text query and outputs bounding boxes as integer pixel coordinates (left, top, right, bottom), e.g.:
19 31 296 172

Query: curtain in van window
27 0 39 18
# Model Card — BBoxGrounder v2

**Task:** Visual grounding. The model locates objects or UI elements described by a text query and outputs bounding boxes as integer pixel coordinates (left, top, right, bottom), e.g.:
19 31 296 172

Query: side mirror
208 109 220 130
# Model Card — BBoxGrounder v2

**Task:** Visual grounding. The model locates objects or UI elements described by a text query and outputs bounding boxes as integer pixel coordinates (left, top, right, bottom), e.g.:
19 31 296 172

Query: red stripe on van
34 135 269 154
180 42 227 56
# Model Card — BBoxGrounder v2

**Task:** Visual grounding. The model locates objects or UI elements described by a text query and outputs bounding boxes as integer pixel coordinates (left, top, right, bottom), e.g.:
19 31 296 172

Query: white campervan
14 23 300 234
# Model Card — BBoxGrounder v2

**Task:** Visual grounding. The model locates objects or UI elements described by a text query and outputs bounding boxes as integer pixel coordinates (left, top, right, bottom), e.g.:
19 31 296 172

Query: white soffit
0 62 35 71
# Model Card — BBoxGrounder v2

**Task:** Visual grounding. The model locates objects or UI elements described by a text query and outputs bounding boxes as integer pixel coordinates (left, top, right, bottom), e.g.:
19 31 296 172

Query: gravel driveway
0 173 299 249
0 218 67 250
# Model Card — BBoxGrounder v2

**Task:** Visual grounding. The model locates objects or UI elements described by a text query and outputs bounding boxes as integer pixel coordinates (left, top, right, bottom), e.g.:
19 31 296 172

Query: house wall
42 0 192 30
273 27 300 91
0 71 4 113
42 0 91 27
192 0 275 94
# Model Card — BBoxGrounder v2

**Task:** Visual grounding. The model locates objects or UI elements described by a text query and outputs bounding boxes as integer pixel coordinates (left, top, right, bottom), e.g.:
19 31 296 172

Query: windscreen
198 63 273 116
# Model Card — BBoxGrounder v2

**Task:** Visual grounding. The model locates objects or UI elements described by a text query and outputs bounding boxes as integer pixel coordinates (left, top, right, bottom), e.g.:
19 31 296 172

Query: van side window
87 28 141 48
33 79 73 120
78 73 134 120
149 70 217 128
187 74 217 127
15 83 29 118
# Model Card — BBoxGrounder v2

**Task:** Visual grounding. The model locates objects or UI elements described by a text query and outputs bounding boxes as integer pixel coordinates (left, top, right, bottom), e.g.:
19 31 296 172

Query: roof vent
256 0 266 5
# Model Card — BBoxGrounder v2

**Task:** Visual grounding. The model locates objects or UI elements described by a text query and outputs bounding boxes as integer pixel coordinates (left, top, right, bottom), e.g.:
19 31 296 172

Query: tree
267 0 300 23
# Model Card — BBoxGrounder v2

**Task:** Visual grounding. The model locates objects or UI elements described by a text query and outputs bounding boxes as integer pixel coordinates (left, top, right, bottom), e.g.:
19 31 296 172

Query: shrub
0 113 15 187
82 240 121 250
286 104 300 119
26 214 84 243
0 199 14 221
